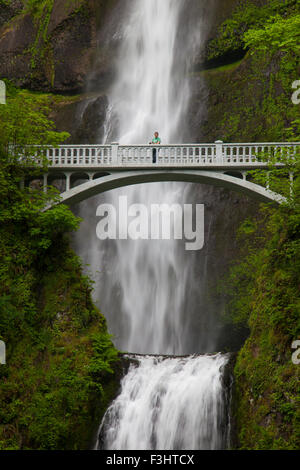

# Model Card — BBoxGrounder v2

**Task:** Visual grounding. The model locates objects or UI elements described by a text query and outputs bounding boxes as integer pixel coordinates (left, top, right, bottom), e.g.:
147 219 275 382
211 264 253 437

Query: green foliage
216 39 300 443
0 83 69 165
88 333 120 381
201 2 299 143
30 205 81 252
0 288 120 450
0 84 120 449
208 0 299 60
247 144 300 205
244 14 300 53
27 0 54 70
23 0 53 16
0 82 77 261
225 157 300 449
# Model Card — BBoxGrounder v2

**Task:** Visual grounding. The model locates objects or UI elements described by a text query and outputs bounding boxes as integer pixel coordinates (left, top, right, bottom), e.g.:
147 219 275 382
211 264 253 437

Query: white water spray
104 0 195 144
97 354 230 450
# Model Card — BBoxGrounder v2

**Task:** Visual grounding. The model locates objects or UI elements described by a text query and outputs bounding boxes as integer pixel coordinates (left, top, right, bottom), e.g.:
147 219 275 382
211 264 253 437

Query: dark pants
152 148 157 164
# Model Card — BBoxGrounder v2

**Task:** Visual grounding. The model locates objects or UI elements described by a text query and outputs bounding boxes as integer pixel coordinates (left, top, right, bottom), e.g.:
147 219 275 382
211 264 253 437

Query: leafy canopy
0 84 69 167
244 14 300 53
0 82 79 256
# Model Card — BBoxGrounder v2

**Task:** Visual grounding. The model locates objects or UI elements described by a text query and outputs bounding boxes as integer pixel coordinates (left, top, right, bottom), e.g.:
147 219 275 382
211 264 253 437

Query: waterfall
102 0 200 352
74 0 215 354
97 354 230 450
72 0 233 450
99 1 204 354
103 0 197 144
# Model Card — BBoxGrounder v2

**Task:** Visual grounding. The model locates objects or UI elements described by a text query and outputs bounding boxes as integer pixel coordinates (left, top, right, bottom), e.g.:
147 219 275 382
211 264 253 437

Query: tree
0 84 69 168
244 14 300 54
0 82 79 245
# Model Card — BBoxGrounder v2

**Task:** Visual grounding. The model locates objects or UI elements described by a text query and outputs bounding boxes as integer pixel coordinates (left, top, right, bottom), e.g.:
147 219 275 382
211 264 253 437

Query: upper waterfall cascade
103 0 197 144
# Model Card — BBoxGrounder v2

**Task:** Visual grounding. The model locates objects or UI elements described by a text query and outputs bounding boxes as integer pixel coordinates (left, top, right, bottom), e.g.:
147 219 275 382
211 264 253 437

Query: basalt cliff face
0 0 120 94
0 0 248 141
3 0 286 144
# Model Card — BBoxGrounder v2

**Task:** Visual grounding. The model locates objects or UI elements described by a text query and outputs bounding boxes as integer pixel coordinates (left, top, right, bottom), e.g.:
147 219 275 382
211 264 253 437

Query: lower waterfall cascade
96 354 231 450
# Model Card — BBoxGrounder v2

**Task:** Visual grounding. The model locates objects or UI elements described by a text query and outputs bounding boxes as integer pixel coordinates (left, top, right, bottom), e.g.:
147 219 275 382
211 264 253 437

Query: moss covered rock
0 0 119 93
230 210 300 449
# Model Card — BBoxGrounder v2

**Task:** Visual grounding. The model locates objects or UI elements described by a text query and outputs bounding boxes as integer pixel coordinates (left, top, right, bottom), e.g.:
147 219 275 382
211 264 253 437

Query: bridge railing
222 143 299 164
45 145 113 166
118 144 216 165
29 141 300 167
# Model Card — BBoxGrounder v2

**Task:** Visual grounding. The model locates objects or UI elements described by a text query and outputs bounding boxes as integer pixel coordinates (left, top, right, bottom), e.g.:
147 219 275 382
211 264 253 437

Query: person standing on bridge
149 131 161 163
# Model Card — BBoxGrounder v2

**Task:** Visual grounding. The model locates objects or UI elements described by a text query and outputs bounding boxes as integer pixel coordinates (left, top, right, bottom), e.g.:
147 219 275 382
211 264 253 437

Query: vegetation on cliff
216 1 300 449
207 0 299 62
0 84 120 450
226 174 300 449
194 0 300 142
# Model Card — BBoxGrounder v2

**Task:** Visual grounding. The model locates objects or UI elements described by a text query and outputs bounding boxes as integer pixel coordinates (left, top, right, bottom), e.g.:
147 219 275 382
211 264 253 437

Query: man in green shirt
149 131 161 163
151 131 161 145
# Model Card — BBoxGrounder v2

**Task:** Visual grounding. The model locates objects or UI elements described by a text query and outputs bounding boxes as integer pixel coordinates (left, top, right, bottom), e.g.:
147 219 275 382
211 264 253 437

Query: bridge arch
45 170 285 209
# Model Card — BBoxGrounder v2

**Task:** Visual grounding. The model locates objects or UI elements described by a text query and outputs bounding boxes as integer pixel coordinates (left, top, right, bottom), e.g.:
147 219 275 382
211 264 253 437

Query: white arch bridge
31 141 299 206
